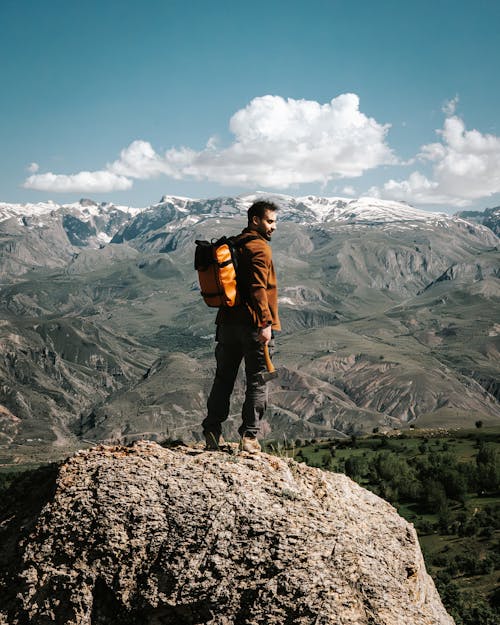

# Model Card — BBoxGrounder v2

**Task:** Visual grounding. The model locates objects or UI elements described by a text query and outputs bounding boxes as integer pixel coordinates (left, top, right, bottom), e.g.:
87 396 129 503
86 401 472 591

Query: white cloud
108 140 178 179
342 186 356 196
27 162 39 173
372 115 500 206
368 172 451 205
23 170 132 193
165 94 395 187
23 94 395 193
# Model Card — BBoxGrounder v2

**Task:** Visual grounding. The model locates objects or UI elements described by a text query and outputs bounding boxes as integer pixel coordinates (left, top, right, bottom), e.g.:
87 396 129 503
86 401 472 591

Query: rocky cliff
0 441 454 625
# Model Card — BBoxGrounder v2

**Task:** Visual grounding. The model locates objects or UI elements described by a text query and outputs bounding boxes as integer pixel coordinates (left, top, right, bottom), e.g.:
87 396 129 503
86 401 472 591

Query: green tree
422 479 448 514
461 602 498 625
441 468 467 504
370 452 419 501
437 504 453 534
322 453 333 470
344 455 367 480
476 444 500 492
418 441 428 454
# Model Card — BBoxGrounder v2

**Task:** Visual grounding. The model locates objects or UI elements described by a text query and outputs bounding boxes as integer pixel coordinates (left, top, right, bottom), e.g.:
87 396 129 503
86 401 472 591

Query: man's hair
247 200 279 224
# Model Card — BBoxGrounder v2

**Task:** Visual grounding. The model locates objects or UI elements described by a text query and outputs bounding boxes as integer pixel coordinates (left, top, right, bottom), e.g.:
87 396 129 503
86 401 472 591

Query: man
202 200 281 453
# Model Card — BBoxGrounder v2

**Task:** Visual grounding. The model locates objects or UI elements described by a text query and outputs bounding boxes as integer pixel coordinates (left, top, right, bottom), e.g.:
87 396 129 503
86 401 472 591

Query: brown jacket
216 228 281 331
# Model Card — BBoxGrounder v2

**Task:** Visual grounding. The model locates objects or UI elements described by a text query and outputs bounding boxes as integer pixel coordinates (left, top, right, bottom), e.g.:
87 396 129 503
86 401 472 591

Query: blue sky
1 0 499 212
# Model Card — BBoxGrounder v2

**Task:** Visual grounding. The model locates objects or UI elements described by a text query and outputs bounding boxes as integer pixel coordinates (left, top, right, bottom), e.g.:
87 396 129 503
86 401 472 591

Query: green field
265 426 500 625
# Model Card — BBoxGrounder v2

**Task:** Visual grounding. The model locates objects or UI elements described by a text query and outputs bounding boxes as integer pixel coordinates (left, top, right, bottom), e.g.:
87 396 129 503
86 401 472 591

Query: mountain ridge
0 193 471 229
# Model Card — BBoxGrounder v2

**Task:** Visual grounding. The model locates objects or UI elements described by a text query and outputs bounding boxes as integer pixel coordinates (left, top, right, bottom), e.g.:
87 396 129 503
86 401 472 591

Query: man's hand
257 325 272 345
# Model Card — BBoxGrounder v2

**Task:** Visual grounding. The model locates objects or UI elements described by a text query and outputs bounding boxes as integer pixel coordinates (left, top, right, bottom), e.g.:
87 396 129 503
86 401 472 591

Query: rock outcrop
0 441 454 625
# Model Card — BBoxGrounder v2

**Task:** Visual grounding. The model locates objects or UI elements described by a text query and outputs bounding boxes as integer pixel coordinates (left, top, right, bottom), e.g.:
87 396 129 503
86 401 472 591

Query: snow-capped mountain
0 198 142 223
121 192 456 228
104 193 497 256
456 206 500 236
0 198 144 250
1 194 497 269
0 200 61 222
0 193 482 231
2 193 496 278
318 196 447 224
0 199 146 278
157 192 449 225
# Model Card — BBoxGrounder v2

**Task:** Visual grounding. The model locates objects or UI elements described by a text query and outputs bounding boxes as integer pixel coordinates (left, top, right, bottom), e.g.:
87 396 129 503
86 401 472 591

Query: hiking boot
239 435 261 454
203 431 224 451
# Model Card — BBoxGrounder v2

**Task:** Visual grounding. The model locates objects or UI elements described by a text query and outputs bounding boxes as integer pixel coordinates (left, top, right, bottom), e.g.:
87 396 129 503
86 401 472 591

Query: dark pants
202 324 269 438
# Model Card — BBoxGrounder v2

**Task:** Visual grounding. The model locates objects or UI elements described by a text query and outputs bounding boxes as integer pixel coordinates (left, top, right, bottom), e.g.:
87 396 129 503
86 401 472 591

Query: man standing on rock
202 200 281 453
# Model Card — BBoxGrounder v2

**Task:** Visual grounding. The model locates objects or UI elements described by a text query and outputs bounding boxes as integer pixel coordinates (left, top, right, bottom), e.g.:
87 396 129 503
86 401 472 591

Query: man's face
252 209 277 241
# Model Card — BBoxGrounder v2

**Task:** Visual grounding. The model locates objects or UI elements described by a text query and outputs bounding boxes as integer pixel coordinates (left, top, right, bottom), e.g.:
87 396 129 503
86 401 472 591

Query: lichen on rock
0 441 454 624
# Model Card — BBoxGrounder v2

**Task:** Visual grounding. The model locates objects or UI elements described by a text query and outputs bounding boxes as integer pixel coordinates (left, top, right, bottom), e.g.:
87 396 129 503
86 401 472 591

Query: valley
0 195 498 465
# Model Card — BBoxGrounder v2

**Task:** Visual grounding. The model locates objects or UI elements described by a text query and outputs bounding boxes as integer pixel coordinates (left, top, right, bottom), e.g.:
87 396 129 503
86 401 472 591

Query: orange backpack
194 235 256 307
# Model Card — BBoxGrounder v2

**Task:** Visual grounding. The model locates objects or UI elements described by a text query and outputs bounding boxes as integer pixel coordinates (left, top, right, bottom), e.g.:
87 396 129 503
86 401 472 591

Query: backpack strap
230 233 261 305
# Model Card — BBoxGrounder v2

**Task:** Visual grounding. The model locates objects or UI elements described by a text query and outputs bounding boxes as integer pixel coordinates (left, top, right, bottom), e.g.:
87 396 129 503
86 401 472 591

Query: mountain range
456 205 500 236
0 194 498 465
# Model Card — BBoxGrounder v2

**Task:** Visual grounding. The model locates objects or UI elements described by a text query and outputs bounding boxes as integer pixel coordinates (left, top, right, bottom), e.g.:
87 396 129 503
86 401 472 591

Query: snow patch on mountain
97 232 112 244
0 201 61 221
295 195 350 220
334 197 447 223
226 193 447 225
157 195 195 212
0 199 143 223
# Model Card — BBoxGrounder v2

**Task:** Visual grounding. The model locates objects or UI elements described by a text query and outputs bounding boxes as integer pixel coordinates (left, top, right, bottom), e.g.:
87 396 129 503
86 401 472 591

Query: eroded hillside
0 194 498 462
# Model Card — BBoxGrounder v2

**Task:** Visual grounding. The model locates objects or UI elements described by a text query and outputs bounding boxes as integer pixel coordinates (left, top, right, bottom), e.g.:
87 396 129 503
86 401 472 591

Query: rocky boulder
0 441 454 625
